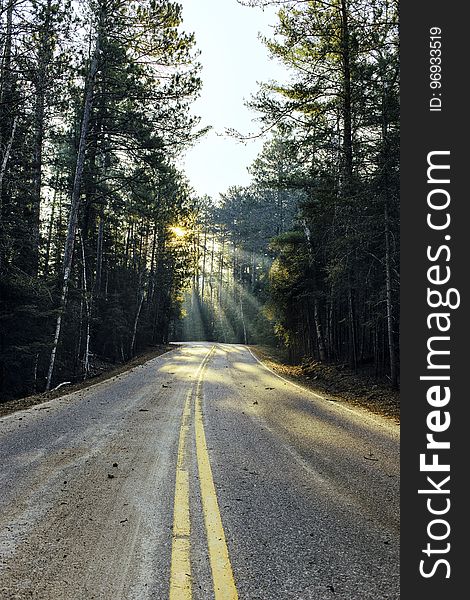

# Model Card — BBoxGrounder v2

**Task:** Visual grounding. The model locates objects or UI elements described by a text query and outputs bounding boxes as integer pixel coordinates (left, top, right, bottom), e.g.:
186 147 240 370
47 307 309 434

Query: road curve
0 342 399 599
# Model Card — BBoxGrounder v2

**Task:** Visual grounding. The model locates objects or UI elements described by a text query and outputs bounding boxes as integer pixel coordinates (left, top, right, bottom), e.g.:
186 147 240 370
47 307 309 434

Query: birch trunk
0 115 17 208
46 35 100 390
130 293 144 356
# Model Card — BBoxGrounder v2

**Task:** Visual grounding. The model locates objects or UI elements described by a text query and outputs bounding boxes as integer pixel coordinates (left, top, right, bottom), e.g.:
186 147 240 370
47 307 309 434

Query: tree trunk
348 287 357 370
201 225 207 300
46 34 100 390
218 234 225 303
313 298 326 362
43 168 60 276
79 231 91 379
148 222 157 301
0 115 17 209
239 289 247 345
340 0 353 189
0 0 14 192
30 0 54 276
209 234 215 303
0 0 17 226
130 292 144 356
250 250 256 292
94 212 104 296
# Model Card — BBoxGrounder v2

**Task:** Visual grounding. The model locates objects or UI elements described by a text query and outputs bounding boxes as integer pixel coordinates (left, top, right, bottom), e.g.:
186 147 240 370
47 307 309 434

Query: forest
0 0 399 402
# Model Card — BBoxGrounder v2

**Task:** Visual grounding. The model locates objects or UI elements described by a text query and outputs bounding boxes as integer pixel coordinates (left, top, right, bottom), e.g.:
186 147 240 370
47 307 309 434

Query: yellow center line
169 389 192 600
170 346 238 600
195 347 239 600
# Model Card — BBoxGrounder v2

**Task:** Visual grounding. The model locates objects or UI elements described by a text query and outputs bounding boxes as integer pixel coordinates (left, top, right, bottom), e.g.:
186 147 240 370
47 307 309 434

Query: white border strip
247 346 399 432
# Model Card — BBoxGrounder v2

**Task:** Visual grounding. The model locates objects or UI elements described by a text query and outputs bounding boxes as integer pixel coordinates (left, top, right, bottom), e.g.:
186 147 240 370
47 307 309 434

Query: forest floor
251 345 400 424
0 345 175 418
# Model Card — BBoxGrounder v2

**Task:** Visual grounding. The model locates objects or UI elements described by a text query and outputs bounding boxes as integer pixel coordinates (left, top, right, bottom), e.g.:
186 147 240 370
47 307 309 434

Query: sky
178 0 287 199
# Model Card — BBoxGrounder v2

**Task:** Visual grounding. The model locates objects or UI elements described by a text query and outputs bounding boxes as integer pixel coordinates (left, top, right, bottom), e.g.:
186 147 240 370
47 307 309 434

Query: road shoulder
0 345 176 418
250 345 400 424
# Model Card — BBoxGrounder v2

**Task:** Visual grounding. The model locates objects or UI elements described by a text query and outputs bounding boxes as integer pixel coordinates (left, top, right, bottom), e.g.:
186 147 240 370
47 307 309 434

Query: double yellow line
169 347 238 600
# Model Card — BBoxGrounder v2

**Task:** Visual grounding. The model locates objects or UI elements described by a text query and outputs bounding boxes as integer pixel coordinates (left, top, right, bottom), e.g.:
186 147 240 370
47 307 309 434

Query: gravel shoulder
0 345 175 418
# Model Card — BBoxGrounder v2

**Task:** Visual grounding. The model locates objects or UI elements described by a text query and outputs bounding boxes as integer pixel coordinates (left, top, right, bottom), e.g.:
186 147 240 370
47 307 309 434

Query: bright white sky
178 0 287 199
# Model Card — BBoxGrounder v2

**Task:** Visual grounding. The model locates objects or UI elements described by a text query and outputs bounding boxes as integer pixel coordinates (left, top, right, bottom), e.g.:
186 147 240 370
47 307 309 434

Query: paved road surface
0 342 399 599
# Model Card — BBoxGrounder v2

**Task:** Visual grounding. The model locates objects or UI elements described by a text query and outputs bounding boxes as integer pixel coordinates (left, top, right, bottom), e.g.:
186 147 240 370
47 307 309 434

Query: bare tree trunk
46 34 100 391
29 0 54 276
327 294 334 361
0 0 14 96
79 231 91 379
239 289 247 345
209 234 215 303
340 0 353 189
218 234 225 303
201 225 207 300
381 77 398 388
313 298 326 362
33 352 39 393
250 250 256 292
0 115 16 208
217 234 226 342
44 169 60 276
0 0 14 190
302 221 326 360
148 222 157 301
75 293 83 376
94 212 104 295
348 287 357 370
130 292 144 356
193 232 200 296
0 0 17 230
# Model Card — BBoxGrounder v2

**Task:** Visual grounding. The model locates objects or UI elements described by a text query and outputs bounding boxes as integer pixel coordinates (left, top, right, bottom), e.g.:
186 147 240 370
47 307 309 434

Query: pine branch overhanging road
0 342 399 599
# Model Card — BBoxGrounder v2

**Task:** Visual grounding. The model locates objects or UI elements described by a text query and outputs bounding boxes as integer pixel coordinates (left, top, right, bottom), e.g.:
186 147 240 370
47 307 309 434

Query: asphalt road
0 342 399 599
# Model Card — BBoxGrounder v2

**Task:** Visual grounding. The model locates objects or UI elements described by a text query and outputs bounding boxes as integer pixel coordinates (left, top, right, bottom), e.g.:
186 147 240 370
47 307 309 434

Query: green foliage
240 0 400 381
0 0 203 398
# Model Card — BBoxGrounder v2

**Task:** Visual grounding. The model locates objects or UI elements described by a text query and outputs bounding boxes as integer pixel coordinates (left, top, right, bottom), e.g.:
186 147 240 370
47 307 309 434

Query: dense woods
0 0 202 398
1 0 399 402
183 0 400 385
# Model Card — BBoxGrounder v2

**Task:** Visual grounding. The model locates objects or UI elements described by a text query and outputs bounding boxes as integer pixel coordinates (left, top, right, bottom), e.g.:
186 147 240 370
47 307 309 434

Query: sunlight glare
170 226 187 238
